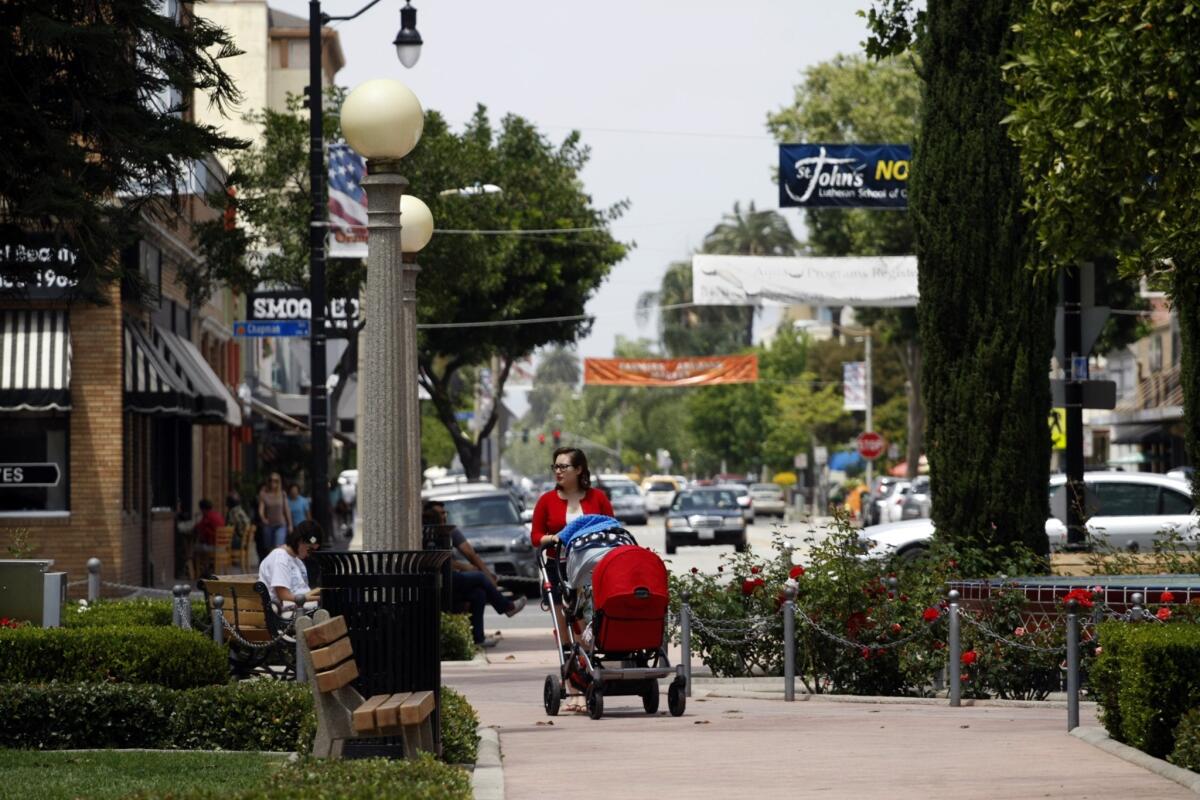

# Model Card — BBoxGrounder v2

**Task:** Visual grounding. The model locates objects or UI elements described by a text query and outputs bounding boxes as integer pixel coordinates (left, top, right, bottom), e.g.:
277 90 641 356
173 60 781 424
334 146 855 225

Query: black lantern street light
306 1 420 539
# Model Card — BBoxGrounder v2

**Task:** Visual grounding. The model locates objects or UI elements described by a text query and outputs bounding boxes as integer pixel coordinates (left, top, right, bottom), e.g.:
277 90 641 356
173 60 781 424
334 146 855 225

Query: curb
692 681 1095 709
471 726 504 800
1071 726 1200 794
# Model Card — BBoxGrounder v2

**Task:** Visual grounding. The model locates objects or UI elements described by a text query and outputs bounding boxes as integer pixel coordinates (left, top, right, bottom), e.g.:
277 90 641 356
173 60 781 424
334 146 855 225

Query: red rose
717 566 724 573
922 607 940 623
932 641 945 651
789 565 805 579
1157 607 1172 621
690 567 699 575
1061 589 1095 609
741 579 756 595
861 647 871 660
961 650 978 666
891 623 902 634
750 566 761 575
1160 591 1176 604
899 594 910 603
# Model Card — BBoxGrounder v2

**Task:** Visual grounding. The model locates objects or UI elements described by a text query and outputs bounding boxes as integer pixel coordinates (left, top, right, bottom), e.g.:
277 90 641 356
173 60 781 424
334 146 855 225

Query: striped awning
0 310 71 412
124 320 193 416
153 327 241 426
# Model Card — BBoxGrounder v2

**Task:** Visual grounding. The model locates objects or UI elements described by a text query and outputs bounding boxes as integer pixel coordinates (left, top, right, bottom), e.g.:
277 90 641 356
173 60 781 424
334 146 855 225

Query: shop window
0 416 69 513
150 416 191 511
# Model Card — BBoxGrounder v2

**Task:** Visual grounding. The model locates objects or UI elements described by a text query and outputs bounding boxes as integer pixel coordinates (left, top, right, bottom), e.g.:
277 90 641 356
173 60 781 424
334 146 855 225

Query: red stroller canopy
591 545 669 653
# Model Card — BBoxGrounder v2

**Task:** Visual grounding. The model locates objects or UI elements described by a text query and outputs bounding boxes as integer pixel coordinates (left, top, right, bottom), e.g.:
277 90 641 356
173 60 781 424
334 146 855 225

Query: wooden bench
296 611 436 759
199 575 294 679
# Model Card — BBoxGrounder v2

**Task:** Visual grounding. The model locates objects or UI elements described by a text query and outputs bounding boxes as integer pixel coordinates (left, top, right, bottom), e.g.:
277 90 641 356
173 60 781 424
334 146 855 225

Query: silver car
749 483 786 518
433 489 537 585
859 472 1198 560
603 481 648 526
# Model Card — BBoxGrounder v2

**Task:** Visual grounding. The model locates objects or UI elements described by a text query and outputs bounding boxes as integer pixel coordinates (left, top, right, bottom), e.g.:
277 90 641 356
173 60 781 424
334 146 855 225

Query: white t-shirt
258 546 311 605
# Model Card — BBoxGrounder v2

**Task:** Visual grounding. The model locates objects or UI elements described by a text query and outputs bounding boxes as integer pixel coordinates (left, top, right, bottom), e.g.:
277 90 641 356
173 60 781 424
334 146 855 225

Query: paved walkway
444 629 1194 800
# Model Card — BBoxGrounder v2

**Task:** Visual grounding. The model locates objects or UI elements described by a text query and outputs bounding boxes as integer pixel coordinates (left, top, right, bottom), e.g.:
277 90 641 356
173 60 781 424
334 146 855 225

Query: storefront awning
124 320 193 416
153 327 241 426
0 310 71 412
1112 423 1171 445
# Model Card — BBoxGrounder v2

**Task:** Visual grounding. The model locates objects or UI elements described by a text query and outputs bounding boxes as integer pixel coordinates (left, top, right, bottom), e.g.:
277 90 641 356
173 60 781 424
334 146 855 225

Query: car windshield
750 484 780 494
608 484 639 498
442 495 520 528
674 490 739 512
648 481 675 492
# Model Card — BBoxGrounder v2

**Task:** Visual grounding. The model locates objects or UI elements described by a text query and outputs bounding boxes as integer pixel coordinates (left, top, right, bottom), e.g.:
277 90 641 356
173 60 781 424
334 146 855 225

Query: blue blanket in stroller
558 514 623 552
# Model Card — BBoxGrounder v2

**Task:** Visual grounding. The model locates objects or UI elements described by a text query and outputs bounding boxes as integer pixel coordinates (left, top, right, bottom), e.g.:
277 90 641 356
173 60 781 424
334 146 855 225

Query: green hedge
1094 622 1200 758
440 613 475 661
0 626 228 688
0 680 479 763
439 686 479 765
130 755 471 800
63 598 209 629
1171 708 1200 772
0 681 311 751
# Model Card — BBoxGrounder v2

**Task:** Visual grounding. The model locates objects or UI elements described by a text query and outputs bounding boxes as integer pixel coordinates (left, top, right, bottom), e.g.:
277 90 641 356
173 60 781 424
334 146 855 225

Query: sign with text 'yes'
779 144 911 209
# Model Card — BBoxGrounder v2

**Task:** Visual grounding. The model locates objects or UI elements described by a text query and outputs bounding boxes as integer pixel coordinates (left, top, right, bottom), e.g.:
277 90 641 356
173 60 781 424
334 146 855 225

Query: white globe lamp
341 79 424 160
399 195 434 253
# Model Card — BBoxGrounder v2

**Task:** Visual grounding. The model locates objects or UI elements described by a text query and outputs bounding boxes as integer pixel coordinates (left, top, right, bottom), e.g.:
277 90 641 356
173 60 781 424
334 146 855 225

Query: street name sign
233 320 311 338
857 431 886 461
0 463 61 488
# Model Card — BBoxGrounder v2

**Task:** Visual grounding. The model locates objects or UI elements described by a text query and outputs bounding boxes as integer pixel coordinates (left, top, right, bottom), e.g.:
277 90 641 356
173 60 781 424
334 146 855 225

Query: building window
151 416 191 511
0 415 69 512
289 40 310 69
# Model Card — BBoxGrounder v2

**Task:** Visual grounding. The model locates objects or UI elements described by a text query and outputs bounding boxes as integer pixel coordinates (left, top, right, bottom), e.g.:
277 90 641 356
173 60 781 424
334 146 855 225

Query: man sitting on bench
259 521 323 613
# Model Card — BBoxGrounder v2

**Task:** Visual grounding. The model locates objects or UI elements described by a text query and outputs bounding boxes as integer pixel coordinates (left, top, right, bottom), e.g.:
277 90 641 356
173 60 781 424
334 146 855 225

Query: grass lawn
0 749 286 799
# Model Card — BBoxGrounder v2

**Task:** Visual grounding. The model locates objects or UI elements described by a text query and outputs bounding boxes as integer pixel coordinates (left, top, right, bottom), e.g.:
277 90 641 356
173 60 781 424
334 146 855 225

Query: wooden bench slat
228 609 268 628
311 636 354 672
315 658 359 692
304 616 349 649
399 690 436 725
374 692 412 729
351 693 390 733
238 628 273 643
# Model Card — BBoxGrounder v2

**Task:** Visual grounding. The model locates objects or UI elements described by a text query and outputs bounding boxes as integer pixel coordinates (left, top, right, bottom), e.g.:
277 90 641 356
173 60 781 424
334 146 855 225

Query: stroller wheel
668 680 686 717
586 683 604 720
642 682 660 714
544 674 563 716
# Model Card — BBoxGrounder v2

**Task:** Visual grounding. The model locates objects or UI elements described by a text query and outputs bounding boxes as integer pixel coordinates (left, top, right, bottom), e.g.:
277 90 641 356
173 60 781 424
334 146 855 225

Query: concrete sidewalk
444 628 1194 800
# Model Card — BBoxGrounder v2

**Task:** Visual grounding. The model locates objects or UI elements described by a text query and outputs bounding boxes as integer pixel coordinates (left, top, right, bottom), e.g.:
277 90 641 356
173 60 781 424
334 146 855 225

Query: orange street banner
583 355 759 387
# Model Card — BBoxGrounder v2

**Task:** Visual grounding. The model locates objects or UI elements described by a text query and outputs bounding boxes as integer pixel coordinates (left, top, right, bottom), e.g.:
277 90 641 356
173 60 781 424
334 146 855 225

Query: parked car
865 477 902 526
641 476 681 514
602 481 649 526
432 489 537 587
881 480 913 523
664 487 748 554
900 476 931 520
722 483 755 523
748 482 786 518
858 472 1198 560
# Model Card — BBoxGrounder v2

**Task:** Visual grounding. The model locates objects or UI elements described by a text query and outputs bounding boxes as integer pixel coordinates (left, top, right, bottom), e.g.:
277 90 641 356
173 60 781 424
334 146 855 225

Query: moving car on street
641 475 681 514
603 480 649 526
723 483 755 523
859 472 1198 561
427 488 538 591
748 482 787 518
665 487 748 555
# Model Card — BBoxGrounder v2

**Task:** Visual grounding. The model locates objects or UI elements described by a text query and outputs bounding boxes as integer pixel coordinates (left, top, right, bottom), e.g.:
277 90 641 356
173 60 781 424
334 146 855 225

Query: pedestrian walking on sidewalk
258 473 292 548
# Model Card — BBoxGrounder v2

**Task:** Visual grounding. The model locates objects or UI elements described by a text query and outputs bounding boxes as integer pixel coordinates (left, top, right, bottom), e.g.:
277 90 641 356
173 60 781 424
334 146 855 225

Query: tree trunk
1175 267 1200 505
903 341 925 480
915 0 1056 562
420 356 513 482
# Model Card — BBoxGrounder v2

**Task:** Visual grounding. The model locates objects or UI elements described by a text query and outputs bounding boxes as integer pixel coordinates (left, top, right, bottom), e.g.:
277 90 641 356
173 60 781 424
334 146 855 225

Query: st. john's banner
583 354 759 387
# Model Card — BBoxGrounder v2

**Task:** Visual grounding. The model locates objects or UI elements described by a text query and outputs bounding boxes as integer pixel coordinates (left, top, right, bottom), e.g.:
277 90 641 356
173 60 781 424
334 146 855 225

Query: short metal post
1066 599 1080 731
212 595 225 646
680 591 692 698
171 584 184 627
87 558 101 602
180 585 193 629
948 590 961 707
1130 592 1144 622
783 586 796 702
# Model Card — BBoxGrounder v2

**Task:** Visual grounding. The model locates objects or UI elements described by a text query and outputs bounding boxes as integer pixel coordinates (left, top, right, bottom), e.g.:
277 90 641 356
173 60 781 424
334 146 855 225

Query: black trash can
314 549 452 759
421 524 456 612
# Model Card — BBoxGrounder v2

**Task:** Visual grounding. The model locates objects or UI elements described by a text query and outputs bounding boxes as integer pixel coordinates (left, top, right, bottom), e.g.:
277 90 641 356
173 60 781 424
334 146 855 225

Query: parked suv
428 488 537 588
859 472 1197 560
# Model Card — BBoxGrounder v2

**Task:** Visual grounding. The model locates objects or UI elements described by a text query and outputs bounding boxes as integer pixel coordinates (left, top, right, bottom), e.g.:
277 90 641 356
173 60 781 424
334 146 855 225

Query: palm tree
637 261 755 357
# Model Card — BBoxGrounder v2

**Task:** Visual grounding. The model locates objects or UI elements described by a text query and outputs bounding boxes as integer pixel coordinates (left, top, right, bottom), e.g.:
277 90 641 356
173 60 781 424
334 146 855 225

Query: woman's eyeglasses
551 463 575 472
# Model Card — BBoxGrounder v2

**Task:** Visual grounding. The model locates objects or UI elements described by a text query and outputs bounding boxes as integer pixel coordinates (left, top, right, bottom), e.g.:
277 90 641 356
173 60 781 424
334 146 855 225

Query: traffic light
552 430 561 445
537 433 546 445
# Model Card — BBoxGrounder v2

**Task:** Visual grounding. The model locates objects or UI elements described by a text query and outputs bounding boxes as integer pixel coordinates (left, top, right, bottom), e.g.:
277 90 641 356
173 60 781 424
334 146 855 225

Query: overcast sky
271 0 869 362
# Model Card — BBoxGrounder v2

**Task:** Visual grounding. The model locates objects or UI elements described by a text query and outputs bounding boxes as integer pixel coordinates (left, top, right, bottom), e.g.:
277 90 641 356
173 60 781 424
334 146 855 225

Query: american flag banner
327 141 368 259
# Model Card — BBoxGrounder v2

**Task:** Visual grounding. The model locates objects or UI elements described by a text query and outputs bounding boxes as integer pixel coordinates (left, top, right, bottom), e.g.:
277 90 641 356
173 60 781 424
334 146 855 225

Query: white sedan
859 472 1197 559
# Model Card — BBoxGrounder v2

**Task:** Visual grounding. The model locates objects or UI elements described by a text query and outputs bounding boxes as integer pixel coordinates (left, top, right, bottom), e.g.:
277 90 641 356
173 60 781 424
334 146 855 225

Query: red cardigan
530 488 614 548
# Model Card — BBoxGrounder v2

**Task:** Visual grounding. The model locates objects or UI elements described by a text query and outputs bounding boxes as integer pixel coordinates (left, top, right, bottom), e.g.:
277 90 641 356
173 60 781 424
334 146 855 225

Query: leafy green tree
200 103 627 479
1004 0 1200 498
767 53 927 477
865 0 1056 561
0 0 243 300
526 345 580 423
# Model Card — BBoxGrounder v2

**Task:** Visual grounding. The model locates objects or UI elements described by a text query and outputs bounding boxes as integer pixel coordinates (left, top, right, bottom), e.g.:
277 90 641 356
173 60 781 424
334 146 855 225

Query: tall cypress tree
911 0 1055 559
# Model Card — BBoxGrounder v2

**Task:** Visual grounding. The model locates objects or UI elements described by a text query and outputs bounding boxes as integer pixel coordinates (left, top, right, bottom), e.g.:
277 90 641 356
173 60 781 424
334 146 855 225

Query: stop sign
857 431 886 461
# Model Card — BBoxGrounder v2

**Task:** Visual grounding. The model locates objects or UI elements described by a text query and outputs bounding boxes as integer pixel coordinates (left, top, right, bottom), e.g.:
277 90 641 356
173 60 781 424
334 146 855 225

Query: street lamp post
306 0 420 540
341 79 431 550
